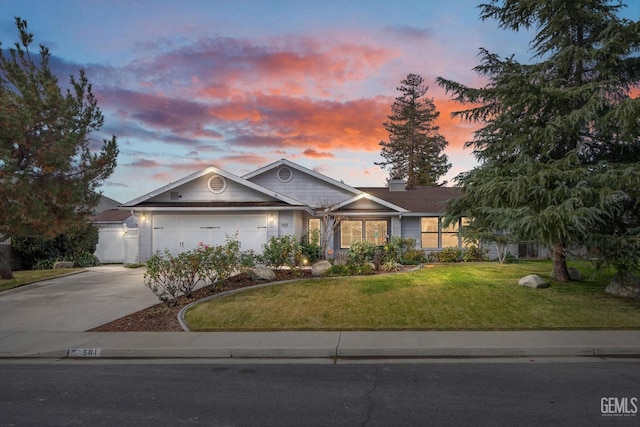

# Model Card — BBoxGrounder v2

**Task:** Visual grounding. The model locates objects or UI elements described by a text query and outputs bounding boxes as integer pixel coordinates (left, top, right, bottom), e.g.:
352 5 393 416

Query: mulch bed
89 270 313 332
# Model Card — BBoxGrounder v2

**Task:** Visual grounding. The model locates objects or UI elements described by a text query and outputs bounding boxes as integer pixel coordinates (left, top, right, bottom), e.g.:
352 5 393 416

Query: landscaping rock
250 265 276 281
53 261 75 269
605 273 640 300
518 274 549 289
568 267 582 280
311 260 332 277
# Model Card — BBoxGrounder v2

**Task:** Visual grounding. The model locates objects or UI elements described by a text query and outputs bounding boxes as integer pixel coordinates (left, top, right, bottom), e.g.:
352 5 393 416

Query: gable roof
335 192 409 213
243 159 362 196
122 165 305 208
358 186 462 215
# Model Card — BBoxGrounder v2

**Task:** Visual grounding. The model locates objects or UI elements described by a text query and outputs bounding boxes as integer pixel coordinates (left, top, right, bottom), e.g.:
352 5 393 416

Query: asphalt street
1 360 639 426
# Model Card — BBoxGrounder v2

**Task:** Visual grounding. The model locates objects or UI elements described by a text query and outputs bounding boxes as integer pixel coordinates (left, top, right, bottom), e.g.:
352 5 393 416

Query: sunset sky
3 0 639 203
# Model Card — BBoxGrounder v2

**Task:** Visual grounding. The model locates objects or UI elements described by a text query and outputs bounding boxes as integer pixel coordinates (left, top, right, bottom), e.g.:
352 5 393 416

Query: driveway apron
0 266 159 332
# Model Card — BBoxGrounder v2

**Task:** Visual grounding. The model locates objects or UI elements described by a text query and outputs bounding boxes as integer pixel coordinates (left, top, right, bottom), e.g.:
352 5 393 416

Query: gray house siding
278 210 295 236
147 173 276 203
401 217 421 241
248 168 355 206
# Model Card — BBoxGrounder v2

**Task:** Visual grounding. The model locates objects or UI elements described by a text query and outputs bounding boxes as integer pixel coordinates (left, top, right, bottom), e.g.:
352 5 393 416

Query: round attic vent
208 175 227 194
277 166 293 183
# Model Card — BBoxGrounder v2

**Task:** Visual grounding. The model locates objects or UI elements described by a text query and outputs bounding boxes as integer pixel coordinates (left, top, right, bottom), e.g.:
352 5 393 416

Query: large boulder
605 273 640 300
518 274 549 289
311 260 332 277
250 265 276 281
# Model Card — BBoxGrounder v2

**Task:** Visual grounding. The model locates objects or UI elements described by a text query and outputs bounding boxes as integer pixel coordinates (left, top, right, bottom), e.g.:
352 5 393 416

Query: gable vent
277 166 293 183
208 175 227 194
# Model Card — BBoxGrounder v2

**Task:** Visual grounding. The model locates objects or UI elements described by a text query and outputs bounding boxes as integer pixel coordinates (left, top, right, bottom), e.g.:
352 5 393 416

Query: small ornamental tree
0 18 118 279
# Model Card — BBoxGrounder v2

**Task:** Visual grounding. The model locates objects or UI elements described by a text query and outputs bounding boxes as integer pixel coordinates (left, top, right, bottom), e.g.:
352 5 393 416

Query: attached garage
152 213 268 255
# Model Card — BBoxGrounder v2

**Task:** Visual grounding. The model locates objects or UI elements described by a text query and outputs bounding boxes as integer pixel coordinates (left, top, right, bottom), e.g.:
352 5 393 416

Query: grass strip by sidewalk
0 269 84 292
184 261 640 331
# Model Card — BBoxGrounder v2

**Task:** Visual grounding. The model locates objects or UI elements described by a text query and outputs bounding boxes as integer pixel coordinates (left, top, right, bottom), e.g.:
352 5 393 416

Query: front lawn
184 261 640 331
0 269 84 292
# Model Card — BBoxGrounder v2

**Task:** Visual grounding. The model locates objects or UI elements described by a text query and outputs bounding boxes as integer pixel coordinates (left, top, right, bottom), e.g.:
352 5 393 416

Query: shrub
198 235 247 291
347 240 377 265
462 245 489 262
174 250 201 298
384 236 416 263
261 235 302 270
60 223 100 261
382 260 402 272
437 247 463 263
300 231 322 265
323 264 351 277
73 252 101 267
402 249 427 264
332 250 349 266
503 251 519 264
33 258 59 270
144 250 181 307
322 262 374 277
12 223 99 269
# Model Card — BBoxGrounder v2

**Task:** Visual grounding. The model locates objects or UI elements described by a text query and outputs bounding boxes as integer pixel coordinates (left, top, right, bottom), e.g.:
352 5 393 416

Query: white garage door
152 213 267 255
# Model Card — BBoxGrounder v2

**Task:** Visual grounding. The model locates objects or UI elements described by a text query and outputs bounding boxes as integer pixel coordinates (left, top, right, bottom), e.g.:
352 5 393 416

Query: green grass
0 269 84 292
184 261 640 331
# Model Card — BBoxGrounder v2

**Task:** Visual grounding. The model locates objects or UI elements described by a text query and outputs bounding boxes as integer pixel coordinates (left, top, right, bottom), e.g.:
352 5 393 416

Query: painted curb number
68 348 102 358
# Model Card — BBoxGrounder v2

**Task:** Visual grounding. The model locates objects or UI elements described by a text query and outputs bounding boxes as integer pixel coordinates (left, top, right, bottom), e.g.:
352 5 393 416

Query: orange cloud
302 148 334 158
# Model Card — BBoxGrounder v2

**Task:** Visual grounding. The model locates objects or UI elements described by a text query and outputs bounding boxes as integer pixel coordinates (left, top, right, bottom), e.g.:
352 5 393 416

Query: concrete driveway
0 266 160 332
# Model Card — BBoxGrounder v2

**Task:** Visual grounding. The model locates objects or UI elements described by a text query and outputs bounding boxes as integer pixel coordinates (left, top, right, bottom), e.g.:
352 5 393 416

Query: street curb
1 330 639 360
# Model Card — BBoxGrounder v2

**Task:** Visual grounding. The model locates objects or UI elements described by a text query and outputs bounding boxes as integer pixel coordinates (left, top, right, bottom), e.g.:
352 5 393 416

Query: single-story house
120 159 475 262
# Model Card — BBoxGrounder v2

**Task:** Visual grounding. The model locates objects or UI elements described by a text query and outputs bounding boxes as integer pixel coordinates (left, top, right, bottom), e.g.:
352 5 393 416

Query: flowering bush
144 234 257 305
143 249 182 307
198 235 247 291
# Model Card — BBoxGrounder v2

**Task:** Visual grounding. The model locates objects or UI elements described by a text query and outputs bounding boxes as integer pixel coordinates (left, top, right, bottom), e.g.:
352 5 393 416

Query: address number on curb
68 348 102 357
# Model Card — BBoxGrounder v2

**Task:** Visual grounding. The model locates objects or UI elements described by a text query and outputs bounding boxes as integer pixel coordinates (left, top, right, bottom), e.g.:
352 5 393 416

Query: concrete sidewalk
1 330 639 360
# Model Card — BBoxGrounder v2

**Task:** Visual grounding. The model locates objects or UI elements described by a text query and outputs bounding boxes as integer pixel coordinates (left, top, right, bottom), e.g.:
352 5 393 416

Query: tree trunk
0 252 14 280
550 242 571 282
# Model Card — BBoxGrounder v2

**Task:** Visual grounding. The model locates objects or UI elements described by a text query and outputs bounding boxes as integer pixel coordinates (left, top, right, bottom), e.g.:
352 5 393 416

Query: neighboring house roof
94 195 122 214
358 186 462 215
91 209 132 223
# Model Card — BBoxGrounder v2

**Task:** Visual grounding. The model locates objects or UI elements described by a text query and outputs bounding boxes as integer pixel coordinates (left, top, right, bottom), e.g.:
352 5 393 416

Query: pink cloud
302 149 334 159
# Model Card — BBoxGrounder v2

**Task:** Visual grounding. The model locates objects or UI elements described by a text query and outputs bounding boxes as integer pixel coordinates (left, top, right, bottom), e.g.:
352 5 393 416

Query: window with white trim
340 219 388 248
421 217 465 248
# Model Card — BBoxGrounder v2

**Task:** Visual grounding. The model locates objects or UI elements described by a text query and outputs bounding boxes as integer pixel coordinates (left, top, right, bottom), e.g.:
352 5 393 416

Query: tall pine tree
0 18 118 278
438 0 640 282
376 74 451 188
